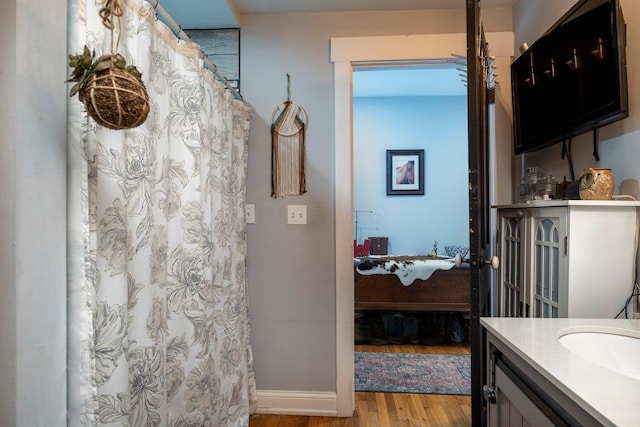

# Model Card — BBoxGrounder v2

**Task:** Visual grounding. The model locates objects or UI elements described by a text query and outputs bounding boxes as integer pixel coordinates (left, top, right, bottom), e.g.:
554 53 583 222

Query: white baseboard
255 390 339 417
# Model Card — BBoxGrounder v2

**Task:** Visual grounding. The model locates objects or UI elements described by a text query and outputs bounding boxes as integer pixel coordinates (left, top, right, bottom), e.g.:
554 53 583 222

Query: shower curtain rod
146 0 243 101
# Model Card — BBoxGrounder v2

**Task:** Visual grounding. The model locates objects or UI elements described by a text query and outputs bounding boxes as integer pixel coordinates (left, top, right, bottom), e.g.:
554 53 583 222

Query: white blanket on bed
355 257 456 286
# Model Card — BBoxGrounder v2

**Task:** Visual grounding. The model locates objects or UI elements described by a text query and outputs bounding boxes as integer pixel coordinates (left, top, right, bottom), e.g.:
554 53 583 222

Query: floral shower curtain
67 1 256 425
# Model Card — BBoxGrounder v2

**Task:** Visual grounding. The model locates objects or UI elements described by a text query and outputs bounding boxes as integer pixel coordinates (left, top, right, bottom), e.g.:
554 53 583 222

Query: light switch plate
287 205 307 225
245 204 255 224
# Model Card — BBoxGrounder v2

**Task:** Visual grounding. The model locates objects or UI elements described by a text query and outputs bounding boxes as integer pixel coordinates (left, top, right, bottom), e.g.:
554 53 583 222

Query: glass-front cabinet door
497 209 526 317
528 207 567 318
496 201 639 319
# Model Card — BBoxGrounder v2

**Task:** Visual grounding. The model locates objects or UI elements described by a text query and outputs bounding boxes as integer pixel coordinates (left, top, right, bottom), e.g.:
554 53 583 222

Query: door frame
330 32 513 417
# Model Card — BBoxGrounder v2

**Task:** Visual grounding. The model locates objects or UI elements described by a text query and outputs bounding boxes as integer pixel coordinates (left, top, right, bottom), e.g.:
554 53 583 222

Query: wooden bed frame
354 266 470 313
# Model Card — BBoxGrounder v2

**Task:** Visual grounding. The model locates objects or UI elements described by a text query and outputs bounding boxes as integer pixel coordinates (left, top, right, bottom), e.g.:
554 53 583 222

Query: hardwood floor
249 342 471 427
355 342 470 355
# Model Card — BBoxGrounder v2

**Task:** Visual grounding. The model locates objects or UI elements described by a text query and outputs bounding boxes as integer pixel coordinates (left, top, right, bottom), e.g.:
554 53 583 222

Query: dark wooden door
467 1 494 425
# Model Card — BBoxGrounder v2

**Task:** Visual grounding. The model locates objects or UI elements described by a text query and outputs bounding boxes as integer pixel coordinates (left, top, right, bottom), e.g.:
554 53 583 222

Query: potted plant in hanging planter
67 45 150 130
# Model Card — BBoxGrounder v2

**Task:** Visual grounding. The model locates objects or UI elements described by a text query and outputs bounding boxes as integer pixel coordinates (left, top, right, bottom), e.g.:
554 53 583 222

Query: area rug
354 352 471 395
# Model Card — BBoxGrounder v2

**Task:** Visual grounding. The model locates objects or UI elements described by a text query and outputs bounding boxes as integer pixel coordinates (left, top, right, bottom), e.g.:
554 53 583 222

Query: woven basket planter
79 67 150 130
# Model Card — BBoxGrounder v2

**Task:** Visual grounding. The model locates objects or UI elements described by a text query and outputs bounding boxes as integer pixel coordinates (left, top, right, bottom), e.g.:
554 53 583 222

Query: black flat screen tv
511 0 628 154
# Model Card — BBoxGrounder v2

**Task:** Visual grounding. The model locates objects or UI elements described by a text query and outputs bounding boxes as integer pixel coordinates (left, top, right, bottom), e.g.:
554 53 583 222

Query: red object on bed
354 239 370 257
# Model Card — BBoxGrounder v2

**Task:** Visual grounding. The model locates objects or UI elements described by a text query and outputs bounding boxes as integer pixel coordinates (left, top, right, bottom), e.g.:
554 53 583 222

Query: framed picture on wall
386 149 425 195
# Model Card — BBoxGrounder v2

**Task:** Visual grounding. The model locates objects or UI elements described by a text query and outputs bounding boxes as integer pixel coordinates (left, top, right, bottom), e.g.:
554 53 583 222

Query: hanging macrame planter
67 0 149 130
271 74 308 198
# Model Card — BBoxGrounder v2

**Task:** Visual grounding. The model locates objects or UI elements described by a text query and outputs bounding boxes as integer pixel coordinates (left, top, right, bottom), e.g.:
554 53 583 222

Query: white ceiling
353 65 467 98
156 0 515 97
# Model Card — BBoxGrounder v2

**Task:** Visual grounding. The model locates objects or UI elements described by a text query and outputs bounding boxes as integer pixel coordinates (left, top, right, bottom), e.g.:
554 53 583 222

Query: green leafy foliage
67 45 143 97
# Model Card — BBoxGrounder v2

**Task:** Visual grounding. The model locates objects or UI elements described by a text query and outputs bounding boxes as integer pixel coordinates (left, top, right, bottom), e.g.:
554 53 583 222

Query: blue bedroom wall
353 95 469 256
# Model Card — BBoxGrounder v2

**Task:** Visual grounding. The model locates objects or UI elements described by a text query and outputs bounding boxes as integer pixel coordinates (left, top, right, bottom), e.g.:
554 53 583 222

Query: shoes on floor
385 316 420 344
386 315 404 337
387 315 407 344
355 314 388 345
403 316 420 344
421 334 450 346
366 336 389 345
357 312 468 346
450 320 465 344
387 334 409 345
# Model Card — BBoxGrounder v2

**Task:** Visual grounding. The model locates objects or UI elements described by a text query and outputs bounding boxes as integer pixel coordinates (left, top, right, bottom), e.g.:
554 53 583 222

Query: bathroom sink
558 328 640 380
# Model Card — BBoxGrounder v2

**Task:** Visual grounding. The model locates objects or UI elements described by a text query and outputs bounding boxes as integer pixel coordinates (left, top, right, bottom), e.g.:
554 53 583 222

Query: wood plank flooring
249 342 471 427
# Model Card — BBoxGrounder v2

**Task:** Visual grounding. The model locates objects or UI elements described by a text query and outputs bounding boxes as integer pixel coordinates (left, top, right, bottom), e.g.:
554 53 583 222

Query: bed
354 255 470 313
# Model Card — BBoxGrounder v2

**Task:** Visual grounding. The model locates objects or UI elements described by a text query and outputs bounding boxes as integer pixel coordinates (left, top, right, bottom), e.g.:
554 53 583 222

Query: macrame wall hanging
271 74 308 198
67 0 150 130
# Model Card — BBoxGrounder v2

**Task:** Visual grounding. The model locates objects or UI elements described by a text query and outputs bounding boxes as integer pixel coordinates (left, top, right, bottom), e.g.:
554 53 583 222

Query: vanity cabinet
482 318 612 427
490 362 556 427
495 201 640 318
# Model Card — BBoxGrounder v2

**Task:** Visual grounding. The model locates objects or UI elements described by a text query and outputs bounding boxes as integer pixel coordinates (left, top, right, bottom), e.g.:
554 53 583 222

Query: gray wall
6 0 636 420
0 0 67 424
0 1 17 423
240 8 512 392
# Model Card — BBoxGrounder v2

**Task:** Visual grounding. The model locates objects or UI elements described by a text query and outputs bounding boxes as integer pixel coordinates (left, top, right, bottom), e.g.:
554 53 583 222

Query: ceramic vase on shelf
579 168 615 200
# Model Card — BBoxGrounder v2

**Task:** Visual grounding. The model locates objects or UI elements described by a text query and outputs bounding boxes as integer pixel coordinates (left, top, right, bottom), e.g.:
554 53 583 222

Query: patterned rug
354 351 471 395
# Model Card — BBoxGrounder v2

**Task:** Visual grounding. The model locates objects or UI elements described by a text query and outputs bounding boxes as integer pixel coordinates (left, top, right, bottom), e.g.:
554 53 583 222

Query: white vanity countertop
481 317 640 427
492 199 640 209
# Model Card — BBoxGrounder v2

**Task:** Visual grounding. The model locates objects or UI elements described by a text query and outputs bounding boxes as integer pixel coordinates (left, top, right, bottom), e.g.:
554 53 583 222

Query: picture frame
386 149 425 195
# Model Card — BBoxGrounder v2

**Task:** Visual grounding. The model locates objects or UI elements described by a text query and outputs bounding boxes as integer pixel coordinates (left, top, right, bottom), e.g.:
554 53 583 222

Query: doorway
352 63 470 352
331 33 470 416
331 32 513 417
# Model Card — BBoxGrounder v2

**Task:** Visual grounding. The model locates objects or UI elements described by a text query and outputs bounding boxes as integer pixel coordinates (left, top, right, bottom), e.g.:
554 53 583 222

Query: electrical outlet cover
287 205 307 224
